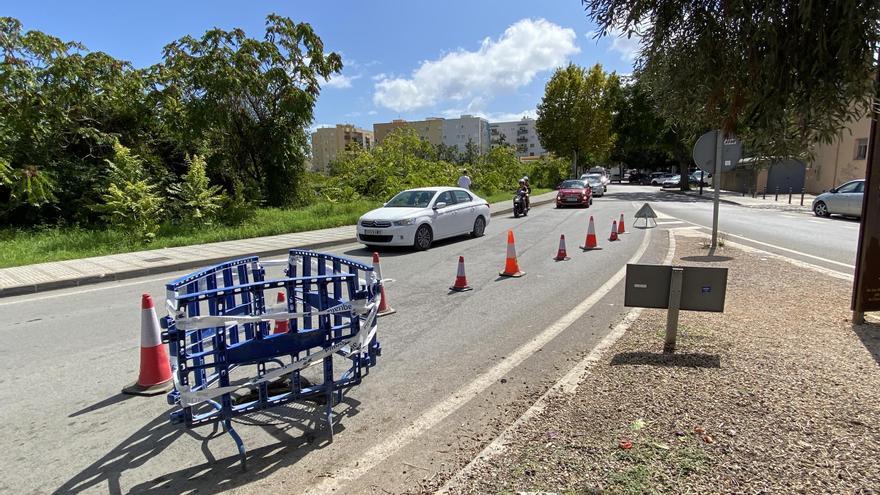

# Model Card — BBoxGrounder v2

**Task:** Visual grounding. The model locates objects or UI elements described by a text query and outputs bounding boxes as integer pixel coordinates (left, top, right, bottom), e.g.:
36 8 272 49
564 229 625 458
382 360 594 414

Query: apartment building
373 115 490 155
489 117 547 158
442 115 491 155
805 111 872 193
373 118 444 146
310 124 374 172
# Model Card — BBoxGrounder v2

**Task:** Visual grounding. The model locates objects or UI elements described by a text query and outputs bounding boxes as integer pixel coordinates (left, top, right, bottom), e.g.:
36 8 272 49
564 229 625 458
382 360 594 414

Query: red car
555 179 593 208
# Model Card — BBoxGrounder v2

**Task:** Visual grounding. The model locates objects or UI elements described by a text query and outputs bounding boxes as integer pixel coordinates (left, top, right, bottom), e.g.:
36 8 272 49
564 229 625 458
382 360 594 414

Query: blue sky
6 1 640 131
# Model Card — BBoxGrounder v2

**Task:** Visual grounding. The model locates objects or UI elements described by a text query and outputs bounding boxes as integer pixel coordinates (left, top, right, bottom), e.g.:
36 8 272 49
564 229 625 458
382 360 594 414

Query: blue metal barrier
161 249 382 469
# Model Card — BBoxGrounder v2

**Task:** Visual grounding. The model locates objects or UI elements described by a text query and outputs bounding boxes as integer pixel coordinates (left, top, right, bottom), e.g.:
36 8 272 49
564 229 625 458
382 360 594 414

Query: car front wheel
471 216 486 237
414 224 433 250
813 201 830 217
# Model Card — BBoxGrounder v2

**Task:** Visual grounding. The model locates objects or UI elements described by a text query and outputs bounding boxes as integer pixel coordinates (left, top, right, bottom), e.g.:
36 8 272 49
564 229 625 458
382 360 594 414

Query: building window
530 143 534 148
855 138 869 160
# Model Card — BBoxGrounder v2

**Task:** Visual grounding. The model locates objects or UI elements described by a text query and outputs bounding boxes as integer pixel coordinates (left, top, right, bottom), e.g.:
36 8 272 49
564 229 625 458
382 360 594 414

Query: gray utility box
624 264 728 312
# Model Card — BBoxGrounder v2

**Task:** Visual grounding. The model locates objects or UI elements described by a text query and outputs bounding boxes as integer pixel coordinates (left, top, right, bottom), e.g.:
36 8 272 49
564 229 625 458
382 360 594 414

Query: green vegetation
0 200 378 268
537 64 619 177
583 0 880 159
0 15 340 228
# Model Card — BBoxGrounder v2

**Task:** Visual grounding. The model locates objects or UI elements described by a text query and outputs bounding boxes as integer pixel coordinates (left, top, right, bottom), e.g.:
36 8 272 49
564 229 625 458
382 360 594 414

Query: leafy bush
167 154 225 226
469 146 524 194
92 142 163 242
217 177 258 226
524 156 570 188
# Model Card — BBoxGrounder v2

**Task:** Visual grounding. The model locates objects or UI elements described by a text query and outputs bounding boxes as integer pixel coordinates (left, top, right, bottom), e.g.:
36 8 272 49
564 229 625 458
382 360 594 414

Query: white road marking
308 230 654 494
652 211 855 270
435 231 677 493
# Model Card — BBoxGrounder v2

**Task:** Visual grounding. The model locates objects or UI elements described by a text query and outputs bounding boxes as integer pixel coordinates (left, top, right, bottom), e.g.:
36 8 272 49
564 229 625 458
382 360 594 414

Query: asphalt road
607 185 859 276
0 189 668 495
0 185 859 494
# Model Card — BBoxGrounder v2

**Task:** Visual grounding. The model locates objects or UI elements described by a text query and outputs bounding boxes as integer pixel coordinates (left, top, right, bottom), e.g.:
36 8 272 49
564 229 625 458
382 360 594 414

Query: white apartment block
490 117 547 158
441 115 491 155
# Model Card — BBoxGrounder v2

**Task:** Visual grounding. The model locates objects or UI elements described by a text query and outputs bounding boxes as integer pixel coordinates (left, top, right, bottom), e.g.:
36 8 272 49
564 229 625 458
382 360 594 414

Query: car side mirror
433 202 447 210
829 188 837 193
383 202 388 206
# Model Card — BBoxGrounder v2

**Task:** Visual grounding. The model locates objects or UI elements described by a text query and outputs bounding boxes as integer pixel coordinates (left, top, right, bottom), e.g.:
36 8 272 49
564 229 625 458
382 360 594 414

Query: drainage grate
143 256 172 263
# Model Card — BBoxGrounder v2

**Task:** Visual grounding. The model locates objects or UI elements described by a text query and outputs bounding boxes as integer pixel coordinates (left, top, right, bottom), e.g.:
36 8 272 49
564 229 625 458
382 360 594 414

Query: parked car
555 179 593 208
610 172 622 183
628 172 645 184
582 174 605 197
690 171 712 186
357 187 490 250
647 172 675 185
812 179 865 218
587 167 610 190
661 175 683 188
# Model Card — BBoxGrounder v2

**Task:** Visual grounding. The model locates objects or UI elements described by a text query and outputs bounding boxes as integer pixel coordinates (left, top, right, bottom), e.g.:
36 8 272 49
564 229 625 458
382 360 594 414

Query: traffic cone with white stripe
553 234 570 261
618 213 627 234
609 220 619 241
373 252 396 316
449 256 473 292
499 230 525 277
273 291 289 334
122 294 173 396
580 216 600 250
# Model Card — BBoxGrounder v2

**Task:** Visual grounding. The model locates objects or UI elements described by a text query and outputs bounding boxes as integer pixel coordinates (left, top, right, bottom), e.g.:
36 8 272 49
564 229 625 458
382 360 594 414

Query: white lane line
435 230 676 493
653 212 855 270
308 230 654 494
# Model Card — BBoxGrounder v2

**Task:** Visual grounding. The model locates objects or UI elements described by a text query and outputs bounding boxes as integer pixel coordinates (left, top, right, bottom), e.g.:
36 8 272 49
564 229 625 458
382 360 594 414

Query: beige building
310 125 374 172
805 111 872 193
373 118 444 146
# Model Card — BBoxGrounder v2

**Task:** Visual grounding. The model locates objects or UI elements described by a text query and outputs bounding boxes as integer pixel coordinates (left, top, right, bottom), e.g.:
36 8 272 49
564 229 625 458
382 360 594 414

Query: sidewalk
441 228 880 494
671 187 817 212
0 191 558 297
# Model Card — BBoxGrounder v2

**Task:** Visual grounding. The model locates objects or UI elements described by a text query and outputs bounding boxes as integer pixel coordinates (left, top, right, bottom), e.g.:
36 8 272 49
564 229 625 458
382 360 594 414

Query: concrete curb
0 195 558 298
662 189 742 206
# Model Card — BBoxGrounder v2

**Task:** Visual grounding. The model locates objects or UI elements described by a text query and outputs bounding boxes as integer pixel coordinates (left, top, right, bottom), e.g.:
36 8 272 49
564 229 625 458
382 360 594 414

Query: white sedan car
357 187 490 250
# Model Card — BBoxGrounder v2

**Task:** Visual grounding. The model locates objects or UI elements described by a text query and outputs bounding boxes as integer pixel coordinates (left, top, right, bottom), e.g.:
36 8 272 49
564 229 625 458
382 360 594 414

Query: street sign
624 264 728 312
693 130 742 173
625 263 729 353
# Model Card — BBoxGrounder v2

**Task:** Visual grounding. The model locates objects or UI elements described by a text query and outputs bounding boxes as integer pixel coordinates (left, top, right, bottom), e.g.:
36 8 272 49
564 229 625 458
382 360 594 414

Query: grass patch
0 199 380 268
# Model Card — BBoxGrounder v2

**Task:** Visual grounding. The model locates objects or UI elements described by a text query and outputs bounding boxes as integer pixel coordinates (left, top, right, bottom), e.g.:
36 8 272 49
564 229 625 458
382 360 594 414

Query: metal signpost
624 264 729 353
693 130 742 248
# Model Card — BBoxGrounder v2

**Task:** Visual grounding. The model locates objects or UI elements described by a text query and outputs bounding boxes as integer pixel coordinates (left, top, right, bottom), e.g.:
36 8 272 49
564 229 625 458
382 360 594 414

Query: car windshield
385 190 436 208
561 180 585 188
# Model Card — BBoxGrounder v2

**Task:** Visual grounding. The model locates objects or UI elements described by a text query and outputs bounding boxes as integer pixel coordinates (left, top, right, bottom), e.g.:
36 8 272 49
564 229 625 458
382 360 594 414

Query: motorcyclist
517 178 530 211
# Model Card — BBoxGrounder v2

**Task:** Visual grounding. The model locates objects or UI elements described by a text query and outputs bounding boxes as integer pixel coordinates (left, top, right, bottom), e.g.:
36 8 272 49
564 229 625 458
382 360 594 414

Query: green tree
610 79 691 187
167 154 225 225
583 0 880 158
157 14 342 207
536 64 620 178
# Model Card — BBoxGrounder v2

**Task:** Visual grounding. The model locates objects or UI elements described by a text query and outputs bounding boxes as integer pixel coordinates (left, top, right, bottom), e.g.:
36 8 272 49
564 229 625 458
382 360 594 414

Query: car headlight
393 218 415 226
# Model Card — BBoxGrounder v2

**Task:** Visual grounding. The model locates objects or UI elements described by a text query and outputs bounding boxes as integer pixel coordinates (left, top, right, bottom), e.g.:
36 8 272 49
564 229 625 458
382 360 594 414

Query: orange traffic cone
609 220 619 241
618 213 627 234
449 256 473 292
499 230 526 277
554 234 570 261
273 291 289 334
122 294 173 396
580 216 600 250
373 252 396 316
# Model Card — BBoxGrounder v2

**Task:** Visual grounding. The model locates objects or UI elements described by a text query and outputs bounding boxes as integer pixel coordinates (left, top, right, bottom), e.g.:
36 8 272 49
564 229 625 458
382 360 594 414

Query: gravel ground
442 231 880 494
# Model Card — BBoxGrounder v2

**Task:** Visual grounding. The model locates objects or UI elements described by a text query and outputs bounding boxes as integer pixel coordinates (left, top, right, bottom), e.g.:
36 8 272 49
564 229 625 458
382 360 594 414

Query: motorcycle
513 190 529 218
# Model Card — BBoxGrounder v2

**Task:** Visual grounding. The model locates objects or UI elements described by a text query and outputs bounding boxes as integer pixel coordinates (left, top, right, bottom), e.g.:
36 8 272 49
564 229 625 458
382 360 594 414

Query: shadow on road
610 351 721 369
602 189 721 205
56 398 361 494
69 393 137 418
680 255 734 263
342 235 474 258
853 322 880 367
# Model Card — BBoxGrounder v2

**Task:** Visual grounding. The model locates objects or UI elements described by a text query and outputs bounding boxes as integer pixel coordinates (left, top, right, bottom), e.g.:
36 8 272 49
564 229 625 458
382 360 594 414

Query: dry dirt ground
440 231 880 494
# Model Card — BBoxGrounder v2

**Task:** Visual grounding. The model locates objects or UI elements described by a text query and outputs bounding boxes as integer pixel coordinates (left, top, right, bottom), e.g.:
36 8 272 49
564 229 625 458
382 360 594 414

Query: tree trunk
679 160 691 191
571 149 579 178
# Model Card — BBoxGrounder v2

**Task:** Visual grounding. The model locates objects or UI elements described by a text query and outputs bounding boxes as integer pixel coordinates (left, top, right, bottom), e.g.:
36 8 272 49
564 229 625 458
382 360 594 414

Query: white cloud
368 110 378 115
324 73 362 89
373 18 579 112
594 22 649 62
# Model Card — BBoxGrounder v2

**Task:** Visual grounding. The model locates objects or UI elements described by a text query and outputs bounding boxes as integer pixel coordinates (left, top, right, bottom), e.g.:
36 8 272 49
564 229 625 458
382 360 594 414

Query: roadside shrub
525 156 569 188
217 177 258 226
92 142 163 242
167 154 225 226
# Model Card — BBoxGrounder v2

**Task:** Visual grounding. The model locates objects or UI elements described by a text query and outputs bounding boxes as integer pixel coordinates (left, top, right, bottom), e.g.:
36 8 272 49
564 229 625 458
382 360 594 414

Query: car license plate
566 197 578 202
364 229 383 235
